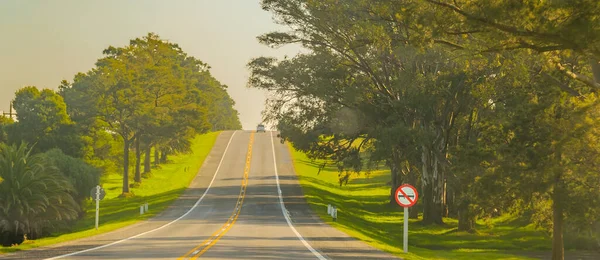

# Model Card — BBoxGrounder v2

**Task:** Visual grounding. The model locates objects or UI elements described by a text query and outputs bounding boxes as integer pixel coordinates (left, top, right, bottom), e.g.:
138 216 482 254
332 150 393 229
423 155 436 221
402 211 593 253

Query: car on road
257 124 266 133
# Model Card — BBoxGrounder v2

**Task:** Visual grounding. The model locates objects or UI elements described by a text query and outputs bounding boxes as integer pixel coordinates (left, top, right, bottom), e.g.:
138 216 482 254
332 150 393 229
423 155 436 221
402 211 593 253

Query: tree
129 36 213 181
128 33 189 183
199 77 242 131
0 143 79 246
7 87 83 157
91 48 148 195
484 60 600 259
59 77 122 177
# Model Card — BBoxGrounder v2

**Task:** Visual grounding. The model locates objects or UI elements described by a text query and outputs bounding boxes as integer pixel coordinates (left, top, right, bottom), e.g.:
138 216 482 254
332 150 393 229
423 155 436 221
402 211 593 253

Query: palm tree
0 143 79 246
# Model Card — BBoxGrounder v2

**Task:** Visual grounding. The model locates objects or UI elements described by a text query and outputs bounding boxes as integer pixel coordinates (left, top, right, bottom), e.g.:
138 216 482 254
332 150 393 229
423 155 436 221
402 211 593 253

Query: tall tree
131 37 212 179
91 46 149 195
484 57 600 259
59 76 122 176
7 87 83 157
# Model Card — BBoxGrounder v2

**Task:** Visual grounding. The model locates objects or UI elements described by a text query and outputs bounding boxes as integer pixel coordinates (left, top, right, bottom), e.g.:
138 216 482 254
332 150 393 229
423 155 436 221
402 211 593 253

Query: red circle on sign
395 184 418 208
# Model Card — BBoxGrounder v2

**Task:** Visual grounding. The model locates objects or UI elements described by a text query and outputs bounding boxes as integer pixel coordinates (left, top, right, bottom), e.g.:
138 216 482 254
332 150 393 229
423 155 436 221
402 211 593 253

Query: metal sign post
90 185 106 230
403 207 408 252
95 186 100 230
394 184 419 253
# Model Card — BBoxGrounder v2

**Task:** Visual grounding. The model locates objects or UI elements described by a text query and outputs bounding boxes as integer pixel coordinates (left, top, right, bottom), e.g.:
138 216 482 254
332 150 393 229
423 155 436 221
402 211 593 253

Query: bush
0 116 12 144
42 149 101 205
0 143 80 246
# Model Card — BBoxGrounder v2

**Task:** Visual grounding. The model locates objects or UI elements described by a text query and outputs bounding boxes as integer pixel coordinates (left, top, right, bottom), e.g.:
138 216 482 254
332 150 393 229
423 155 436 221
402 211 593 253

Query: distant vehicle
257 124 266 133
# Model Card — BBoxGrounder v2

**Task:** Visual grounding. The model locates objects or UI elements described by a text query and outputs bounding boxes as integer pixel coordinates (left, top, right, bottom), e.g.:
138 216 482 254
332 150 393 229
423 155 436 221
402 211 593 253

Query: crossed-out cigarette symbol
395 184 418 207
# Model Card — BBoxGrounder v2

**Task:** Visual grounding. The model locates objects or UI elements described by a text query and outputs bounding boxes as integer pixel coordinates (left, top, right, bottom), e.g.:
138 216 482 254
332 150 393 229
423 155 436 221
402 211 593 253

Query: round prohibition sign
395 184 418 207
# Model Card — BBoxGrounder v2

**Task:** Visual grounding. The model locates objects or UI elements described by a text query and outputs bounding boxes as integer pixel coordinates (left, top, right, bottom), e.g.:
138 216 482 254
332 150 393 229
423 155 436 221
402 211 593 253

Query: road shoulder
273 135 399 260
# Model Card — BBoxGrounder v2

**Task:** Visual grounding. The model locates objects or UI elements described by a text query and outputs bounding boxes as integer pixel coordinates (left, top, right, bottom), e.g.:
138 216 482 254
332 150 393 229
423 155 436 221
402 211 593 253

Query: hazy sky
0 0 302 130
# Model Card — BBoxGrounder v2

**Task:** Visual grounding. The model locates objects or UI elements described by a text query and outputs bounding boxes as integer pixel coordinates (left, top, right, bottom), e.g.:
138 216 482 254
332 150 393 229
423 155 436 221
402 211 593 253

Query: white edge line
269 131 327 260
45 130 238 260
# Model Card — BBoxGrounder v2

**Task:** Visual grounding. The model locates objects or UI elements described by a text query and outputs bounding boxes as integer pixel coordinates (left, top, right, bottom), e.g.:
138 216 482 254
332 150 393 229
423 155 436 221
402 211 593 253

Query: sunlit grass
288 145 544 260
0 132 220 254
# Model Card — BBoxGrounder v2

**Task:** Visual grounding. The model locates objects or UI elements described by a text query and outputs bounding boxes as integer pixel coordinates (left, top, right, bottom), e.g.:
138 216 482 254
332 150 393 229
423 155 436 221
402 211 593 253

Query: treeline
0 33 241 246
249 1 600 259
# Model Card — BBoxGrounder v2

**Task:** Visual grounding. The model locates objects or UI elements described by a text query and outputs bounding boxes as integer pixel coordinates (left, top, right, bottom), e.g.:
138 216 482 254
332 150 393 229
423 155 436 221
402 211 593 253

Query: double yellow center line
178 132 254 259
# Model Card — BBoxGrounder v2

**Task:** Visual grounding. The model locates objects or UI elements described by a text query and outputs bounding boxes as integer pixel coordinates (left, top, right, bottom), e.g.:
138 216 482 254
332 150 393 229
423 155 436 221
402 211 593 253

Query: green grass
0 131 220 254
288 145 549 260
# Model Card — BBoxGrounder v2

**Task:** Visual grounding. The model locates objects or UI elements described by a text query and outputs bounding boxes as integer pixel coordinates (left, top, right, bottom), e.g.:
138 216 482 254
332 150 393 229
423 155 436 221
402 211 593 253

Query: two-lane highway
44 130 322 260
2 130 397 260
195 131 323 259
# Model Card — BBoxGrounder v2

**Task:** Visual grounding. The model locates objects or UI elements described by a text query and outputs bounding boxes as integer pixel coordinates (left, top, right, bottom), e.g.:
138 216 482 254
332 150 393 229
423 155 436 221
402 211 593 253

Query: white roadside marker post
332 206 337 221
90 185 105 231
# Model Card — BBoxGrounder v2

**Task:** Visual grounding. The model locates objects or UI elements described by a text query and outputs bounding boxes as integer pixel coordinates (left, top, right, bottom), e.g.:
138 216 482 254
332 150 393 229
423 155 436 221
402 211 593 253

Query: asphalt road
1 130 397 260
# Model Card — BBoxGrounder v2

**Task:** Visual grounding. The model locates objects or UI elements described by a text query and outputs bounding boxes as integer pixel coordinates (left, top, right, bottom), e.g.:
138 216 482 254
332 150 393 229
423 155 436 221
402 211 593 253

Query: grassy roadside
0 131 220 254
288 144 551 260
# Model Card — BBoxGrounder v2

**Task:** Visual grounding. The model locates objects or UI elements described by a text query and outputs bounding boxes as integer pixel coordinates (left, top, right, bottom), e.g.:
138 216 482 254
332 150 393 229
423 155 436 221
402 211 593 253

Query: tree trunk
443 180 449 217
160 150 168 163
122 137 130 194
439 131 449 220
154 146 159 166
457 198 475 232
457 211 475 232
421 146 444 225
590 58 600 85
389 159 399 205
407 164 419 219
447 188 458 218
552 152 565 260
422 181 444 225
552 189 565 260
134 136 141 183
144 145 151 173
409 205 419 219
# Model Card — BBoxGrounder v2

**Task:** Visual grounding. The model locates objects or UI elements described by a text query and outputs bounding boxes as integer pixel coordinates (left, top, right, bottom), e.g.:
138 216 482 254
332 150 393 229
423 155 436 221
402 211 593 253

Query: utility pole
1 102 14 119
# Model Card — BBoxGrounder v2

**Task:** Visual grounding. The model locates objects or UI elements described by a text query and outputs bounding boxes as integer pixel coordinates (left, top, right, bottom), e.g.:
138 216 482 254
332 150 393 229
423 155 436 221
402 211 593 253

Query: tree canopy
6 87 83 157
252 1 600 259
1 32 241 246
59 33 241 195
